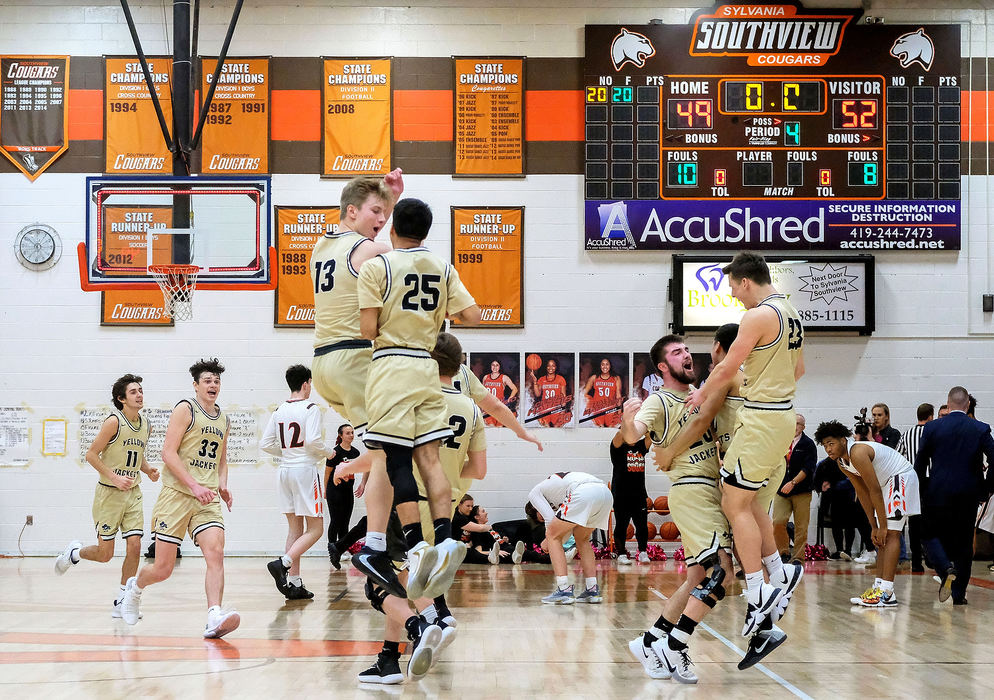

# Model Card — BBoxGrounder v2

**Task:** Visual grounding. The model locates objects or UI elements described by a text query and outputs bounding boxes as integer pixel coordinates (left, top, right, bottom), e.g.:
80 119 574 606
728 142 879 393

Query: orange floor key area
2 556 993 699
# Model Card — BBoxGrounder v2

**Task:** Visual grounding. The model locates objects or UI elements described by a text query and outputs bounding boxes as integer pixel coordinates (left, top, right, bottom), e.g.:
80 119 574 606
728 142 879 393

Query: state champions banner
275 205 340 327
322 58 391 177
105 57 172 174
199 57 269 174
450 206 523 328
453 57 524 177
0 56 69 180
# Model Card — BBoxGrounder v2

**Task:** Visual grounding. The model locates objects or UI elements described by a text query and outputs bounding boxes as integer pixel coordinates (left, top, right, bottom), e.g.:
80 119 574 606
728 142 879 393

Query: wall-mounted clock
14 224 62 271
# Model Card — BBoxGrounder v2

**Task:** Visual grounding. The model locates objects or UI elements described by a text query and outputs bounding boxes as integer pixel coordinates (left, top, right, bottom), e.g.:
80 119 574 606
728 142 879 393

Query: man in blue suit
914 386 994 604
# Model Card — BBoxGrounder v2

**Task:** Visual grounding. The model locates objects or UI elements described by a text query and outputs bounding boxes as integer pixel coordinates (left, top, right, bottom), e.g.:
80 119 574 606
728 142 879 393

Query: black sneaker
286 583 314 600
405 616 442 681
358 651 404 685
738 624 787 670
267 558 291 596
328 542 342 571
352 546 406 598
938 565 957 602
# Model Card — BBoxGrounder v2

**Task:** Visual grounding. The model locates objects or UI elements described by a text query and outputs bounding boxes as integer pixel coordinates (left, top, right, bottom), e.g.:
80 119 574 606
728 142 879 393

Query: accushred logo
690 3 854 67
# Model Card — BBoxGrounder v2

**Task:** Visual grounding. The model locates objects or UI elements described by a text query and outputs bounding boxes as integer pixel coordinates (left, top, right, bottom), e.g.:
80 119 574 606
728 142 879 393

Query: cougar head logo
890 28 934 71
611 28 655 70
696 264 724 292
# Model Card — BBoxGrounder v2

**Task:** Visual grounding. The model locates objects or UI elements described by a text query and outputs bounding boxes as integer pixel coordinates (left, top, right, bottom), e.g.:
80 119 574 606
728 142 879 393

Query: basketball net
149 264 199 321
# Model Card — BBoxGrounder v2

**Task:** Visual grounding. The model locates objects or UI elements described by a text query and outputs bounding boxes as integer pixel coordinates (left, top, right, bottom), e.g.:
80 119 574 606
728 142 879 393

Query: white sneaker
742 582 782 637
54 540 82 575
422 538 467 599
112 598 142 619
637 551 650 564
617 553 633 565
628 636 670 679
854 550 877 565
564 547 578 563
204 607 241 638
120 576 142 625
340 551 352 562
511 541 526 565
487 542 500 565
406 541 439 600
650 634 698 684
771 562 804 622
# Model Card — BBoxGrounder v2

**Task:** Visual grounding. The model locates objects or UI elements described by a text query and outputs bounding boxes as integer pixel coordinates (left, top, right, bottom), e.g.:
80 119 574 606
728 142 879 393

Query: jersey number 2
442 415 467 449
401 273 441 311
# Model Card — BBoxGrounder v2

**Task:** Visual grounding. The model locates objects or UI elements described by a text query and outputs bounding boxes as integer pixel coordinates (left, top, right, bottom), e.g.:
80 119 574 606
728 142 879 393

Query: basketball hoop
149 264 200 320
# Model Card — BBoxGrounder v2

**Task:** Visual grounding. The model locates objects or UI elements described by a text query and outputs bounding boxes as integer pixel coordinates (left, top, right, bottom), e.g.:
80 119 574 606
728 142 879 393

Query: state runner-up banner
453 57 524 177
105 56 173 174
450 206 523 328
322 58 391 177
0 56 69 180
199 57 270 174
274 205 340 327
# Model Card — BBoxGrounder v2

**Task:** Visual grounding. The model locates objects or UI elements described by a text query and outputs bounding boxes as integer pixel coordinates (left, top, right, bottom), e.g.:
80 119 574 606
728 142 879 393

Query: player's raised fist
384 168 404 199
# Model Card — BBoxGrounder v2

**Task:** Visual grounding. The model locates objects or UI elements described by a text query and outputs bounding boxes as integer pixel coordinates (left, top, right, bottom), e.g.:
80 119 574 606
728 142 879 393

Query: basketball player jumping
55 374 159 620
119 358 239 638
685 252 805 639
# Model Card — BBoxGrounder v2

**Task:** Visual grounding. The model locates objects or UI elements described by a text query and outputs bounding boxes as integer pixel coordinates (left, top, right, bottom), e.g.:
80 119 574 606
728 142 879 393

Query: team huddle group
51 170 932 686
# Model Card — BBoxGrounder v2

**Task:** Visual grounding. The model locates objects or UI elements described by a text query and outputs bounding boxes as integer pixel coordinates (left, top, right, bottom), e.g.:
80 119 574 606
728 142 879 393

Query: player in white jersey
260 364 334 600
54 374 159 619
815 420 921 607
528 471 611 604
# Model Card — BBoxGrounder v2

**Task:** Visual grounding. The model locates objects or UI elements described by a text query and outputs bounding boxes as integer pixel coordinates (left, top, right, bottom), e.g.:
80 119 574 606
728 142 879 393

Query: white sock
585 577 597 590
874 577 884 588
420 603 438 622
366 532 387 552
133 581 144 593
745 570 765 593
763 553 784 580
879 579 894 592
556 575 570 589
281 554 292 568
288 575 302 586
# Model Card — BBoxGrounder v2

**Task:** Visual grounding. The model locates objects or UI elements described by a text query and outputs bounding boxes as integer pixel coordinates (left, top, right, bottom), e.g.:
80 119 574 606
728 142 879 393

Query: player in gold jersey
357 198 481 601
686 252 805 640
119 358 239 639
55 374 159 619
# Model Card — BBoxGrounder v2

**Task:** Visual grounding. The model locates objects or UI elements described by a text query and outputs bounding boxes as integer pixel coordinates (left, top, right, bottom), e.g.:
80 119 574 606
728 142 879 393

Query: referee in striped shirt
898 403 934 573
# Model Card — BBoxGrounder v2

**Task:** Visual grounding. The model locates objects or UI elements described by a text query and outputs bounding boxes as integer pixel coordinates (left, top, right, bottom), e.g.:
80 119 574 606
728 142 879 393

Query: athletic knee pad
691 560 726 604
384 444 418 505
364 579 388 615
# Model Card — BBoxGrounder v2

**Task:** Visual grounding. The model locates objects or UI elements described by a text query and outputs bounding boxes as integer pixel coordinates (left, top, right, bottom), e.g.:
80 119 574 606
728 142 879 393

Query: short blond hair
340 176 392 214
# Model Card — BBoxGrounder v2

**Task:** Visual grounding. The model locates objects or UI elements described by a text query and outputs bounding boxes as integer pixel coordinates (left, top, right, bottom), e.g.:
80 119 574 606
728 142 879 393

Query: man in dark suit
914 386 994 604
773 414 818 564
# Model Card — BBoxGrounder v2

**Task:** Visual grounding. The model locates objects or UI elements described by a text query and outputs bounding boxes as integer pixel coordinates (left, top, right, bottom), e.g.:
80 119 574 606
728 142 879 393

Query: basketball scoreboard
583 3 962 250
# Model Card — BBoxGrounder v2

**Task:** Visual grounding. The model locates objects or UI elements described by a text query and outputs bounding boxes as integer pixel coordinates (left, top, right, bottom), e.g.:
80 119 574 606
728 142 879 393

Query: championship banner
322 58 391 177
1 56 69 181
453 57 524 177
450 206 523 328
101 289 173 326
101 205 173 275
275 205 340 327
199 57 269 174
105 57 173 174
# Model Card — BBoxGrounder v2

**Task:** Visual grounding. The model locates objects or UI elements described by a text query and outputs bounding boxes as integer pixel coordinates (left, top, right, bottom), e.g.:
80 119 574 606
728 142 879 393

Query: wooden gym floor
1 556 992 699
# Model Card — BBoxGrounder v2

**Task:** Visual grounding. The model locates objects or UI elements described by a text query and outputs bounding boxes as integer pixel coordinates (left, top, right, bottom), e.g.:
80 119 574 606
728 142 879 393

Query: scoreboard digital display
584 2 962 251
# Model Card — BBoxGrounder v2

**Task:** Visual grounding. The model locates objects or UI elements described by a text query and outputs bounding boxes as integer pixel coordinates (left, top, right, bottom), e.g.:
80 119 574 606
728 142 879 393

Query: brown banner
105 57 173 174
322 58 391 177
102 205 173 275
101 289 173 326
450 206 523 327
199 57 269 174
0 56 69 180
275 205 340 327
454 57 524 177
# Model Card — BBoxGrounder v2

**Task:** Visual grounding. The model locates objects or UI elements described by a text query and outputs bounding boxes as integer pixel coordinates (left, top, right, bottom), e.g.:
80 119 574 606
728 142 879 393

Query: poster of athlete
523 352 574 429
468 352 520 426
577 353 628 428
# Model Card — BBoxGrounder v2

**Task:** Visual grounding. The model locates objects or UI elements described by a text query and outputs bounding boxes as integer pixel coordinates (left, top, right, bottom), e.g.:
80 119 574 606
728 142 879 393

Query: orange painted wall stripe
963 90 994 143
67 88 102 141
271 89 321 141
393 89 452 141
526 90 583 141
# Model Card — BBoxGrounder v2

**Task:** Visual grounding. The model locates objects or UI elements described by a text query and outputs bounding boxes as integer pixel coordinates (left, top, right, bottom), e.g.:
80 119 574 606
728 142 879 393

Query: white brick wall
2 1 994 556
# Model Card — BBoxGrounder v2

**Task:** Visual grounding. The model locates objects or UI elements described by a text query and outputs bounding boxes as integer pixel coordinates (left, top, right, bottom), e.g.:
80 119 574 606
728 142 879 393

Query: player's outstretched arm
450 303 482 325
653 384 726 470
383 168 404 202
620 397 647 445
85 415 133 491
258 411 282 457
460 449 487 480
476 392 543 450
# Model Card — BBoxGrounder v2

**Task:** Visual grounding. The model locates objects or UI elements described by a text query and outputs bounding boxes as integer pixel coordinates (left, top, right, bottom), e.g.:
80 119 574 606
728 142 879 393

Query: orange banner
275 205 340 327
101 289 173 326
199 57 269 174
101 205 173 275
105 57 173 173
454 57 524 177
450 206 523 327
322 58 391 177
